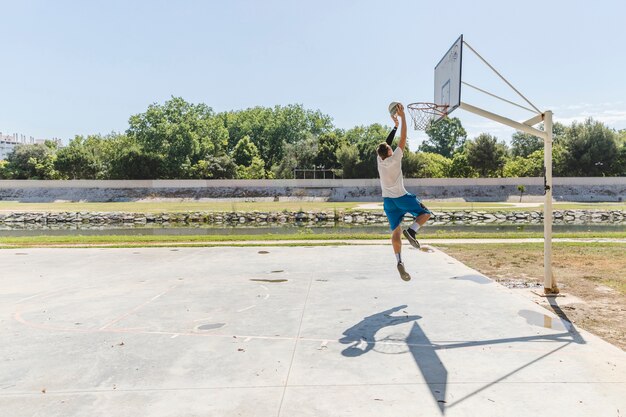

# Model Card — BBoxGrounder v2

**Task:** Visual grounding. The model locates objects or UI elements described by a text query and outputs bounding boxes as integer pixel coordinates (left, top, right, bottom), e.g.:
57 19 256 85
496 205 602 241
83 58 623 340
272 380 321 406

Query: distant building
0 132 62 160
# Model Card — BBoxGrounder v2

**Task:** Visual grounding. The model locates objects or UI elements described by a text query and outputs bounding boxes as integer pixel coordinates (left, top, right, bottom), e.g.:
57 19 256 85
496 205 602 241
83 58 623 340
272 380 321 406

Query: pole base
532 290 564 298
543 285 560 296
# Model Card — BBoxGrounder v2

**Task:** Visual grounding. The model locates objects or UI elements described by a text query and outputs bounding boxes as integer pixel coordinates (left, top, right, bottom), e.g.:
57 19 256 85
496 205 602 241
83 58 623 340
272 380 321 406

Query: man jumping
377 103 432 281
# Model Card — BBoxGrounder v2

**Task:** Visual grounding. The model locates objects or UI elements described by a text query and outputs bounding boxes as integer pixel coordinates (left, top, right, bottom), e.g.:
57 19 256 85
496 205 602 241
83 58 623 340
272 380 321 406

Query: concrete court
0 245 624 417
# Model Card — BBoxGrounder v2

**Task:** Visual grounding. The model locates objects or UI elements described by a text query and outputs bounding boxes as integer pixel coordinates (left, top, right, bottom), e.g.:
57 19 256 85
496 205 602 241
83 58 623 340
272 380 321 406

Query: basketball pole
543 110 558 294
458 102 557 294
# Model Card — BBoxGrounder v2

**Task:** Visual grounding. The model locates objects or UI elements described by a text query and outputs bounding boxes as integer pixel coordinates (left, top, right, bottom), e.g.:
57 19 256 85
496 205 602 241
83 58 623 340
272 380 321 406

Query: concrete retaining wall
0 178 624 202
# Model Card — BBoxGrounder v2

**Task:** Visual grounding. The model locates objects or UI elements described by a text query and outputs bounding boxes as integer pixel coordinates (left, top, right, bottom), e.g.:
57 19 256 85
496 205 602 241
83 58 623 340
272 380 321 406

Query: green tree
561 118 619 176
189 155 237 179
420 117 467 158
272 135 319 179
344 124 390 178
403 152 451 178
510 122 567 158
446 152 478 178
504 144 568 177
112 146 164 179
615 143 626 176
220 104 333 169
617 129 626 147
127 97 228 178
503 152 542 177
0 160 9 179
511 131 543 158
55 144 94 179
315 130 345 169
335 143 360 179
465 134 508 177
400 149 420 178
614 130 626 175
273 104 333 142
232 136 260 167
55 135 110 179
100 134 156 179
237 157 268 179
220 106 274 163
5 143 60 179
517 185 526 202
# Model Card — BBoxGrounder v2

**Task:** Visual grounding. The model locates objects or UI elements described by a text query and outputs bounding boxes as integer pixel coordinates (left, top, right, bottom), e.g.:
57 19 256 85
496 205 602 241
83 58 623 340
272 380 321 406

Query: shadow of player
339 305 422 357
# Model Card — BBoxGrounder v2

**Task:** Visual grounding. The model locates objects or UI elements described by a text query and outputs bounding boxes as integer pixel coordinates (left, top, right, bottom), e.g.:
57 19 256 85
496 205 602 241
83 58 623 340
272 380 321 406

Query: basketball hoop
407 102 448 130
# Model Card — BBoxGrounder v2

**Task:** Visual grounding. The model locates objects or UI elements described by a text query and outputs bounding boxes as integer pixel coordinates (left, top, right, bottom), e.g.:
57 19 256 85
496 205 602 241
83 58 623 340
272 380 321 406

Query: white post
543 110 558 294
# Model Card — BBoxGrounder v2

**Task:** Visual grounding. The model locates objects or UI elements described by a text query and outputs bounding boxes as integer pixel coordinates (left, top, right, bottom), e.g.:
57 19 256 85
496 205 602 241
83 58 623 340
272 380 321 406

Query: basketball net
407 102 448 130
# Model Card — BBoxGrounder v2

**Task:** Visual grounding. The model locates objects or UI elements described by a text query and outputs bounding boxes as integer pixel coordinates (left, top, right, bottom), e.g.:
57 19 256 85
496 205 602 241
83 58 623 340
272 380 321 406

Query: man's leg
392 226 411 281
391 226 402 254
392 225 403 256
404 199 431 249
410 212 431 230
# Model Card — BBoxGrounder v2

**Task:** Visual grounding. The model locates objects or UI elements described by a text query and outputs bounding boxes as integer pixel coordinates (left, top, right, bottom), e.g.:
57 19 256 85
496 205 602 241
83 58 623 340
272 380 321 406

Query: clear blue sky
1 0 625 148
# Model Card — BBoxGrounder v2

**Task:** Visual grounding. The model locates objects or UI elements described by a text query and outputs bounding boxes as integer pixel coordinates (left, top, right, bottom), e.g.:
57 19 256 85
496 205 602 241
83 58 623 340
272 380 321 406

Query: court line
260 285 270 300
13 310 586 357
14 279 275 337
192 317 214 322
15 287 70 304
16 293 48 304
1 380 624 398
99 285 178 330
277 270 315 417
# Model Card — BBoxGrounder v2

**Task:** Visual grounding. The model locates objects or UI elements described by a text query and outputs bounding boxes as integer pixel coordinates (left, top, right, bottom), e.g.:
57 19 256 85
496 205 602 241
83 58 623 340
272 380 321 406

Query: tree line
1 97 624 179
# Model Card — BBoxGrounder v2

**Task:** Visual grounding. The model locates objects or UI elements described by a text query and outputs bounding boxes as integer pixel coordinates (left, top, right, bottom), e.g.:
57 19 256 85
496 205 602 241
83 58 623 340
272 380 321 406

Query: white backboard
434 34 463 120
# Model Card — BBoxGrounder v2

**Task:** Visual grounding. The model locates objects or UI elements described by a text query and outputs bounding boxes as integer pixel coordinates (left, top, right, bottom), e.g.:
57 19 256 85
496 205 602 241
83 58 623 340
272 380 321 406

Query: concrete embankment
1 177 624 202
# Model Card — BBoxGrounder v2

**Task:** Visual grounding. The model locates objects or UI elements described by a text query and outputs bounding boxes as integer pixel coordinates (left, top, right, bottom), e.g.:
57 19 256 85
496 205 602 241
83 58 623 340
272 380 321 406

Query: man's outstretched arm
386 114 399 145
397 104 408 151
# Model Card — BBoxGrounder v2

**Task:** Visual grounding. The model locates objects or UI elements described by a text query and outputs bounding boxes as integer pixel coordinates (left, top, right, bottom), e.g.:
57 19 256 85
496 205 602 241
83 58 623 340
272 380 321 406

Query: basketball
388 102 400 116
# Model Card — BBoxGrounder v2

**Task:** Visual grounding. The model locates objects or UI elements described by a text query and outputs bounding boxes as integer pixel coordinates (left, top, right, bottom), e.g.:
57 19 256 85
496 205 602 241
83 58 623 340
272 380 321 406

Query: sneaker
403 228 421 249
397 262 411 281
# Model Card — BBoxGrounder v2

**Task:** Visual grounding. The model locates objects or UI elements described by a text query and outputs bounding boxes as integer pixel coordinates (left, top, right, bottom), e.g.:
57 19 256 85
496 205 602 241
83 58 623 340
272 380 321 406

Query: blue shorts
383 193 431 231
